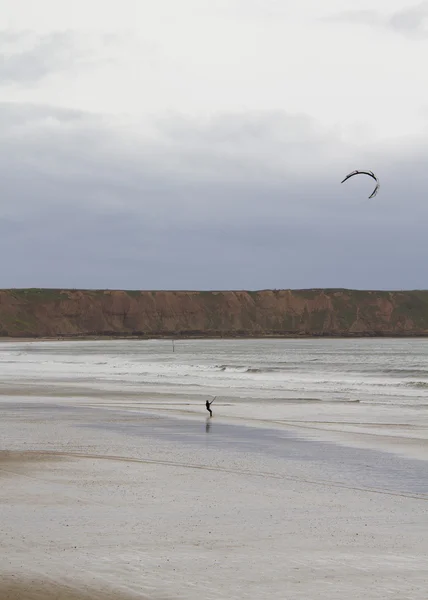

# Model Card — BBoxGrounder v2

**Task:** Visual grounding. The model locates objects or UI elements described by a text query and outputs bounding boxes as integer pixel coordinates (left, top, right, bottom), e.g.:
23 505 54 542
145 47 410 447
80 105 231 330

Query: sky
1 0 428 290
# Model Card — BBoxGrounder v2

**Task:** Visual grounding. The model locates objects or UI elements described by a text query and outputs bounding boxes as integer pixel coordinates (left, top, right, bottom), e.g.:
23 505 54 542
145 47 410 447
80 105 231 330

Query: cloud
322 2 428 39
321 10 382 27
0 2 426 290
389 2 428 39
0 102 347 196
0 31 77 84
0 100 427 289
0 29 118 85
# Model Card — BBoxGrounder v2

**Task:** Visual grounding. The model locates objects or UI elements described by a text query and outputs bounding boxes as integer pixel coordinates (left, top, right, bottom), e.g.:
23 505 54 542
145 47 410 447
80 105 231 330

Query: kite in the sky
341 170 380 199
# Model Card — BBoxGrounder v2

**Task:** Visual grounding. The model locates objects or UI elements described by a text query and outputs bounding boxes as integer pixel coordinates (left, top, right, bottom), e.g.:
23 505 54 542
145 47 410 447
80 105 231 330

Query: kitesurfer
205 398 214 417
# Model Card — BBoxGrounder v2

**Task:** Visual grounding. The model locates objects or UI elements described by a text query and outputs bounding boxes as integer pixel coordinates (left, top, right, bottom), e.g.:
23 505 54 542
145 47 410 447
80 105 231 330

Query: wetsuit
205 400 213 417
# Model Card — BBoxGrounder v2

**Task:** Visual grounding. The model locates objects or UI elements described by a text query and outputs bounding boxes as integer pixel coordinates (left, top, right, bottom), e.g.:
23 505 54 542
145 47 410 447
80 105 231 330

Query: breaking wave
404 381 428 389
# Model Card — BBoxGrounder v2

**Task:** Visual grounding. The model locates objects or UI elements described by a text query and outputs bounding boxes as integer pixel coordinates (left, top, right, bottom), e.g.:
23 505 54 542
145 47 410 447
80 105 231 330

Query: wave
217 364 292 374
218 365 248 372
274 397 359 404
246 367 289 373
325 398 360 403
403 381 428 389
383 369 428 378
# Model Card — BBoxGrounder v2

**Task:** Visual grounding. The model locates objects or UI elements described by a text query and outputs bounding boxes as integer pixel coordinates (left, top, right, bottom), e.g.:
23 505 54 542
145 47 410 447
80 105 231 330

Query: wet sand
0 577 146 600
1 397 428 599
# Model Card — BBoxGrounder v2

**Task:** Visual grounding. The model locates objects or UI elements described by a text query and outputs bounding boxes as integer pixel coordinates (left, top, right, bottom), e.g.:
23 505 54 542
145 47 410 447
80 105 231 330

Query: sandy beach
1 391 428 600
1 339 428 598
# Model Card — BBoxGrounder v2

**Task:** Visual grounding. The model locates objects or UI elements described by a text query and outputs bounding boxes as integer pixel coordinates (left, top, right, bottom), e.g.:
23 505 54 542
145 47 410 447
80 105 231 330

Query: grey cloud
0 102 88 129
389 2 428 38
0 30 81 84
156 111 321 148
0 29 119 85
152 110 344 188
323 2 428 39
0 101 427 290
321 10 382 27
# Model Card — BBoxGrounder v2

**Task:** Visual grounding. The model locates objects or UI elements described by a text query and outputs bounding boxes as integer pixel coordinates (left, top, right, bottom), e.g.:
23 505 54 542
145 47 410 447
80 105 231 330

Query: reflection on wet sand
0 578 146 600
0 451 66 478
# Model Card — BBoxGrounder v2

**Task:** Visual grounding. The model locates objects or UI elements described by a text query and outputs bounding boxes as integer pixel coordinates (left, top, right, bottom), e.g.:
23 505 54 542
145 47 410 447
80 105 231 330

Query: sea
0 337 427 407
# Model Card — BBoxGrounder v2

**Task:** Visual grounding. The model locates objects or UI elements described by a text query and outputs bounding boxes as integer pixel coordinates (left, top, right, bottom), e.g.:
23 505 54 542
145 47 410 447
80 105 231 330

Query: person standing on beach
205 397 214 417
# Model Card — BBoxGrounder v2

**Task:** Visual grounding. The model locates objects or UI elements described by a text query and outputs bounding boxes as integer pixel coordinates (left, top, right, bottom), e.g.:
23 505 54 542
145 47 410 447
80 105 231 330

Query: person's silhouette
205 398 213 417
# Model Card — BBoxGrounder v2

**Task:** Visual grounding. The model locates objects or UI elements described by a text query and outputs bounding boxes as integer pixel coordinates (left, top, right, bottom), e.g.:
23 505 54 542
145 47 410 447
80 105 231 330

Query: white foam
1 338 428 407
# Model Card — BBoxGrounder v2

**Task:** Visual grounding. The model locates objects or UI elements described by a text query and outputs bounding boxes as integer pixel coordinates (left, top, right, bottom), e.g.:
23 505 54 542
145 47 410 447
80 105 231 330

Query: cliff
0 288 428 339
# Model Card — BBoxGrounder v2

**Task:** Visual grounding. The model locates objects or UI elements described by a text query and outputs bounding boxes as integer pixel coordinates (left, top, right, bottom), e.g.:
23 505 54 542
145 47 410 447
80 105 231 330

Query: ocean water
0 338 428 407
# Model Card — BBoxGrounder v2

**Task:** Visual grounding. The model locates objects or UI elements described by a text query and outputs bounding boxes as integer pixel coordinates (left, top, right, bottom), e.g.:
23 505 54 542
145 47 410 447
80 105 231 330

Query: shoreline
1 388 427 463
2 332 428 342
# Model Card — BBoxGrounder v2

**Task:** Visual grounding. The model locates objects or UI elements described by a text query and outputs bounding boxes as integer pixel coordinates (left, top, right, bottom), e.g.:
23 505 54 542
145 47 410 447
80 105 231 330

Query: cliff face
0 288 428 338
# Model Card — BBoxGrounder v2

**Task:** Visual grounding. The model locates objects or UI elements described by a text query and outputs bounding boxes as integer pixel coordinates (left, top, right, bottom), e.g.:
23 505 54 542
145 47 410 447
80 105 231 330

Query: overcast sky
1 0 428 290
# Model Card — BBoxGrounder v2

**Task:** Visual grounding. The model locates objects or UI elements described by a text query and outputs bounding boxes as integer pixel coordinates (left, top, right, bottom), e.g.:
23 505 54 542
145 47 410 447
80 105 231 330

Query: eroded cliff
0 288 427 338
